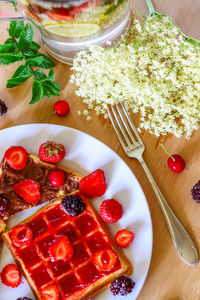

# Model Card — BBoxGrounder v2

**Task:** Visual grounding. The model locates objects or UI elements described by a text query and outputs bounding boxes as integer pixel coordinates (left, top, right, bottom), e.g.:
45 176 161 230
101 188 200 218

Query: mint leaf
9 20 24 38
43 85 52 98
43 81 60 96
18 23 33 50
33 69 47 81
0 51 24 65
48 68 54 81
4 38 15 45
0 44 16 53
39 55 55 68
30 81 44 104
30 41 40 51
47 80 61 92
6 65 33 87
25 55 44 66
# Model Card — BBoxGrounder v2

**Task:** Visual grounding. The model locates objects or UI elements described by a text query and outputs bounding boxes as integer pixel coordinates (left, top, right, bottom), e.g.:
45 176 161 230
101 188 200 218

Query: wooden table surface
1 0 200 299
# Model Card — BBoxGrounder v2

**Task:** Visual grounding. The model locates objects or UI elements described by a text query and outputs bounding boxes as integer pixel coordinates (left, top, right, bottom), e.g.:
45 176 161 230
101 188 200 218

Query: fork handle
139 157 198 266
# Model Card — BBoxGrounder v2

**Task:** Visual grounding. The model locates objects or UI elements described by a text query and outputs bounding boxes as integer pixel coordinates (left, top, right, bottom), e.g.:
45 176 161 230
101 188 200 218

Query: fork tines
107 102 143 151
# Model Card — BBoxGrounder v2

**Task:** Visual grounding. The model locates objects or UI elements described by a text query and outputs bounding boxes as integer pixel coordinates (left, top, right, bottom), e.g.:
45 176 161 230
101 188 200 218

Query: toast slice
3 191 133 300
0 154 83 254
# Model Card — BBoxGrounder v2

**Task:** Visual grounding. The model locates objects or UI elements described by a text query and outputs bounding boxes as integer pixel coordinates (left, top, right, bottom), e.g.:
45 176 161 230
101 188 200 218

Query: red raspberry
100 199 123 223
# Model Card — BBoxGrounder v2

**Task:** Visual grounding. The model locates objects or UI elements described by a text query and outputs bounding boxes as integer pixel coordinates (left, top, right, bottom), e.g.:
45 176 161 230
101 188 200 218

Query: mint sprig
0 21 61 104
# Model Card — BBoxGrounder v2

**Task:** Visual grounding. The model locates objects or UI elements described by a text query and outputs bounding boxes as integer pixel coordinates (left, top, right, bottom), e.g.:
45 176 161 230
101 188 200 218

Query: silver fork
107 101 198 266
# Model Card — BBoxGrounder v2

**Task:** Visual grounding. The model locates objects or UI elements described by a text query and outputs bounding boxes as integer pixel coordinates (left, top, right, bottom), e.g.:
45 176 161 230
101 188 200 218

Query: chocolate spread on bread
0 157 80 220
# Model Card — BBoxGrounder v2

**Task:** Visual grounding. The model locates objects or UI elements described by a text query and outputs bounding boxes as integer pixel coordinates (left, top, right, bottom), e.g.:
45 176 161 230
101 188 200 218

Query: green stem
160 143 175 161
145 0 156 16
38 111 56 123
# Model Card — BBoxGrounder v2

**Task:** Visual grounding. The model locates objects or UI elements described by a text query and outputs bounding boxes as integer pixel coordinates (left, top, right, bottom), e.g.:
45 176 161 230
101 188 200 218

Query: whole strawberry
39 141 66 164
100 199 123 223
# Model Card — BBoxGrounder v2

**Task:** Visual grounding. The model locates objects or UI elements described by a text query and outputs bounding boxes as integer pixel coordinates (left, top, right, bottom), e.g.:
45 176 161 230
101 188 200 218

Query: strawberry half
39 141 66 164
11 224 33 248
100 199 123 223
0 264 21 288
13 179 40 204
94 248 118 272
4 146 28 170
79 169 106 198
46 11 74 21
49 236 73 261
41 284 60 300
114 230 135 248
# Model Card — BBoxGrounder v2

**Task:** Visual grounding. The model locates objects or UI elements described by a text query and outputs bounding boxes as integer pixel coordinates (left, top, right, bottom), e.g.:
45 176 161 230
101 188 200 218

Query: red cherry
167 154 185 173
49 169 65 187
160 143 185 173
53 100 70 117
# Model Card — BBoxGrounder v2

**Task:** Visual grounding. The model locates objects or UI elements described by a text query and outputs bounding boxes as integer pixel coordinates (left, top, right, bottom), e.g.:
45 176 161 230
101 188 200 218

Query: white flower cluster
71 14 200 138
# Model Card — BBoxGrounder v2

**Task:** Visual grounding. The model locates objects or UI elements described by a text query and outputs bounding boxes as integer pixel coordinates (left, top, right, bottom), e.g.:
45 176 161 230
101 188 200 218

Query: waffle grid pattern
9 201 122 299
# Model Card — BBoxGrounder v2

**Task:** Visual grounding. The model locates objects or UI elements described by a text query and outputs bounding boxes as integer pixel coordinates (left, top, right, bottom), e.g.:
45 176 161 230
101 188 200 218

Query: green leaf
33 69 47 81
4 38 15 45
9 21 17 37
0 51 24 65
25 55 44 66
30 41 40 51
47 80 61 92
48 68 54 81
43 85 52 98
6 65 33 87
0 44 16 53
42 81 60 96
9 21 24 38
23 50 37 58
29 81 44 104
17 23 33 50
25 54 55 69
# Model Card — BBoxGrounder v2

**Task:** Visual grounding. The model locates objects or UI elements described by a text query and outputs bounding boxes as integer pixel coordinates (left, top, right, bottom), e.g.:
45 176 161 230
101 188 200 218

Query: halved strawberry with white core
94 248 118 272
0 264 21 288
49 236 73 261
114 230 135 248
4 146 28 170
13 180 40 204
11 224 33 248
41 284 60 300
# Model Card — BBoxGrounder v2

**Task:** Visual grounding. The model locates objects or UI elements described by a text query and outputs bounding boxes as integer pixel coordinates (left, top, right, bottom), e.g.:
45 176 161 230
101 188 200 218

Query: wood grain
0 0 200 299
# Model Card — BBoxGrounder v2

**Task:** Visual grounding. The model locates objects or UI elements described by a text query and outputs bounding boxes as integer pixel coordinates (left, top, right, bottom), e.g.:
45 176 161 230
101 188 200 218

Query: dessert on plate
0 142 82 254
3 191 133 299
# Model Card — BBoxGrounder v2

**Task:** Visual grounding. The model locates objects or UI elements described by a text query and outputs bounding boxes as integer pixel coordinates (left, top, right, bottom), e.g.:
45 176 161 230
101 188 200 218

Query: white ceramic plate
0 124 153 300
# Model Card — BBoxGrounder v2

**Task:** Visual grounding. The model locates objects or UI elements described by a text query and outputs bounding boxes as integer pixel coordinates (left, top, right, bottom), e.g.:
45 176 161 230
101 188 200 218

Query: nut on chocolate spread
0 156 79 219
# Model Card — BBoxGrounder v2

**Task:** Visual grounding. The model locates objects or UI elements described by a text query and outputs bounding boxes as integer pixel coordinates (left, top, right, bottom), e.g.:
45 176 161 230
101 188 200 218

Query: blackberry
191 180 200 203
0 99 7 116
110 275 135 296
62 195 86 217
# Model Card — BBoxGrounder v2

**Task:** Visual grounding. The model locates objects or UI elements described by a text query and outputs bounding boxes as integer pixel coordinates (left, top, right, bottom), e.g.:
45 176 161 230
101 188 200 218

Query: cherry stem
38 111 56 123
160 143 175 161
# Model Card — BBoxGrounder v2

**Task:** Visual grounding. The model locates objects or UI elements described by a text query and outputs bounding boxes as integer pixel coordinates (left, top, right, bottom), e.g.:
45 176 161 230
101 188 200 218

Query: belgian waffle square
3 192 132 300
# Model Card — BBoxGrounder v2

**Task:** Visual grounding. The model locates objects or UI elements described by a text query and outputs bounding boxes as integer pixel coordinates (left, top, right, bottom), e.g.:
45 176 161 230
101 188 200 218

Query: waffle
3 191 133 299
0 154 83 254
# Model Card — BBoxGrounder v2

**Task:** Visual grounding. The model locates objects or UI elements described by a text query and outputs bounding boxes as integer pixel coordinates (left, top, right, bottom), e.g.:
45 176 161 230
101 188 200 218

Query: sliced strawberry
45 11 74 21
100 199 122 223
69 2 90 16
114 230 135 248
13 179 40 204
79 169 106 198
39 141 66 164
49 236 73 261
4 146 28 170
0 264 21 288
94 248 118 272
11 224 33 248
41 284 60 300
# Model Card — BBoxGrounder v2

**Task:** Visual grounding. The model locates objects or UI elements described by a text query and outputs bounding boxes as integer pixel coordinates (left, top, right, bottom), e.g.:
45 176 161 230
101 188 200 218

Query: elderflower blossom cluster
71 14 200 138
